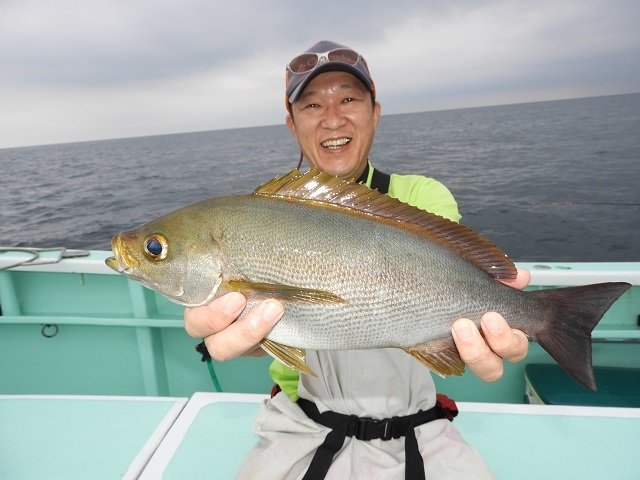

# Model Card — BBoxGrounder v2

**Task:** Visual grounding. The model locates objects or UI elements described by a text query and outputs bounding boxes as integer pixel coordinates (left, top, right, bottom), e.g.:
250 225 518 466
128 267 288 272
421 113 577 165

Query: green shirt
269 164 461 401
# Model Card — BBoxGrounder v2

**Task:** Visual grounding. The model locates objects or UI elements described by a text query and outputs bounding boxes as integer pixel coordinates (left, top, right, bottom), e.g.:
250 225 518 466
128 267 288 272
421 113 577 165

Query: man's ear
286 114 296 135
373 101 381 128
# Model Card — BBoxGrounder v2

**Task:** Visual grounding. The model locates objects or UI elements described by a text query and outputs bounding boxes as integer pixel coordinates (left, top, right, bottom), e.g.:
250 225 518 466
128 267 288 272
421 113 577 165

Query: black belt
297 396 457 480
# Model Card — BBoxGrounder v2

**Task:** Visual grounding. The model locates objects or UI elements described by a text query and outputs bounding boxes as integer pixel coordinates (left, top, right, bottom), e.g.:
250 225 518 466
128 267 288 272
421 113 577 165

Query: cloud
0 50 285 144
1 1 285 86
365 1 640 112
1 0 638 148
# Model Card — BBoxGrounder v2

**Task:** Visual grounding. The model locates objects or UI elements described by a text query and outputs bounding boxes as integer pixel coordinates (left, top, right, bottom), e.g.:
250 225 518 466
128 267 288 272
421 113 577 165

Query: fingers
184 293 284 361
480 312 529 363
499 267 531 290
451 313 529 382
184 292 247 338
452 318 503 382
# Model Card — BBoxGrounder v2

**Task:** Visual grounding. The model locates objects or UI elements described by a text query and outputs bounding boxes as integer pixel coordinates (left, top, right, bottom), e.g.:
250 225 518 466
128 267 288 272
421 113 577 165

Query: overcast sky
1 0 638 149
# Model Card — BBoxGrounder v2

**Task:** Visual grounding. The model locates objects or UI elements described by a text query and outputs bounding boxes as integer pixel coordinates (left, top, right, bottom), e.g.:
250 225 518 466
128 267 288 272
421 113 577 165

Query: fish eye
143 235 168 260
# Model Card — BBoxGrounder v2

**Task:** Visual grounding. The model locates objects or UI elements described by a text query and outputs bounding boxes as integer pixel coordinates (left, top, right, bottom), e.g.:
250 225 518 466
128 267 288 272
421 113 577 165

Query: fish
105 168 631 391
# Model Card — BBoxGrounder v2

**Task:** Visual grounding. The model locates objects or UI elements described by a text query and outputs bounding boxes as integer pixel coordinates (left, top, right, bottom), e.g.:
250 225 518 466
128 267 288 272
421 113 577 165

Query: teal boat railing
1 249 638 403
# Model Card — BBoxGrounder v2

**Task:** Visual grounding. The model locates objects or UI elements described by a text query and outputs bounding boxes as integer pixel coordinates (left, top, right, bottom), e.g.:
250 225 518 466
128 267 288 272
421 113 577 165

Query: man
185 41 529 479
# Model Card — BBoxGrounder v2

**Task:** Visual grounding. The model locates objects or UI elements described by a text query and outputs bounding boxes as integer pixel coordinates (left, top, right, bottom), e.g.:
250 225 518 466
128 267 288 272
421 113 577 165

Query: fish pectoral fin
404 338 465 378
224 279 346 305
260 339 317 377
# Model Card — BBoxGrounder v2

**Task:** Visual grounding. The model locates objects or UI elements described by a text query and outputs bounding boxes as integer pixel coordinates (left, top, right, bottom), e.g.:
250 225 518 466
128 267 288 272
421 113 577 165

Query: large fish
106 169 630 390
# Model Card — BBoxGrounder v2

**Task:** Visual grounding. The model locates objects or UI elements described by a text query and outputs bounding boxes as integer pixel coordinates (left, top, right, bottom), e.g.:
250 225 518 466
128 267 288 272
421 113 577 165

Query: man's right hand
184 292 284 360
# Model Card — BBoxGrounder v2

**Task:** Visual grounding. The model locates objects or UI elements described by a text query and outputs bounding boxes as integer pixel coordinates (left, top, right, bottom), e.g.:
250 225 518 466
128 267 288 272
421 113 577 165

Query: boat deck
2 393 638 479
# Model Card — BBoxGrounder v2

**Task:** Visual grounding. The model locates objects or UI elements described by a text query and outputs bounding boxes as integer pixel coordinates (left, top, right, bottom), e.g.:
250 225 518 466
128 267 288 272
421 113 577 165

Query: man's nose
321 103 346 129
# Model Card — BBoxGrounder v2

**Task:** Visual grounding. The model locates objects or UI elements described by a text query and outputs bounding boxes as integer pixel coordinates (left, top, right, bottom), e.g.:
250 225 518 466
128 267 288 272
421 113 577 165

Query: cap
285 40 375 104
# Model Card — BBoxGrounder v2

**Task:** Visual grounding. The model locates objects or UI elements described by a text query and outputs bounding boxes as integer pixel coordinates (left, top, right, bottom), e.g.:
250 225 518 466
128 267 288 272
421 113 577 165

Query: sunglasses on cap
286 48 364 75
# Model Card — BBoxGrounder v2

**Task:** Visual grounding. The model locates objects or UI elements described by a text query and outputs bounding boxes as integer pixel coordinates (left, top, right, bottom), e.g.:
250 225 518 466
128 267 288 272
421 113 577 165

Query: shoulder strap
355 163 391 194
370 167 391 194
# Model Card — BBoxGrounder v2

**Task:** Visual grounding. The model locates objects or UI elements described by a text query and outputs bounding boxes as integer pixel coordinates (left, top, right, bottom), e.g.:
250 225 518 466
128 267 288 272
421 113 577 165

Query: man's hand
451 268 531 382
184 292 283 361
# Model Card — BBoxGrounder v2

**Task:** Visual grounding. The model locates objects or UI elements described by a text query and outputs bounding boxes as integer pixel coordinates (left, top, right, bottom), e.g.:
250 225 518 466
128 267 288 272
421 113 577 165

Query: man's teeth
321 137 351 148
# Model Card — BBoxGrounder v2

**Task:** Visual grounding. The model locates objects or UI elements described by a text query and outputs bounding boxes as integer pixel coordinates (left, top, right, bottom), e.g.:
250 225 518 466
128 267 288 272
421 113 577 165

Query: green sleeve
270 171 460 401
269 361 300 401
387 174 461 222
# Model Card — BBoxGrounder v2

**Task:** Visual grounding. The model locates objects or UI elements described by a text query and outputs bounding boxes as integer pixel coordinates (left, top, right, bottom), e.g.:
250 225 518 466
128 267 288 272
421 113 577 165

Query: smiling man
185 40 529 479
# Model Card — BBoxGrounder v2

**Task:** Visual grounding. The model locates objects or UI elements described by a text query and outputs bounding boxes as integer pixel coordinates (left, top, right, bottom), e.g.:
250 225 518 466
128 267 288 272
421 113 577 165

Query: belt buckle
354 416 393 441
353 416 371 440
377 418 393 441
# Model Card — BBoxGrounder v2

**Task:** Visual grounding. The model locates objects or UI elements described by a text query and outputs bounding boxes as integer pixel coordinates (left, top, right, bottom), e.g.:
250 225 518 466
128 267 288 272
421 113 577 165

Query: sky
1 0 639 149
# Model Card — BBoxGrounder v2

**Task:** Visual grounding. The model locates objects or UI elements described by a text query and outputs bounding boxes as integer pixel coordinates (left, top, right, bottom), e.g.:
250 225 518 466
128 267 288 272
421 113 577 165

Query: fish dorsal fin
254 169 516 279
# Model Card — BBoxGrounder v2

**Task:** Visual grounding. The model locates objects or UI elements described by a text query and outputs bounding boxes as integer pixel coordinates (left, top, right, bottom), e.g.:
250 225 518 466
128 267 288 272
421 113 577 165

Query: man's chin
311 157 364 180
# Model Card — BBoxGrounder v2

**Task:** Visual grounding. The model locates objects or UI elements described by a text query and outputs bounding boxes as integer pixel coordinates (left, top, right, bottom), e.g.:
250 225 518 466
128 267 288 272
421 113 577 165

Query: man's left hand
451 268 530 382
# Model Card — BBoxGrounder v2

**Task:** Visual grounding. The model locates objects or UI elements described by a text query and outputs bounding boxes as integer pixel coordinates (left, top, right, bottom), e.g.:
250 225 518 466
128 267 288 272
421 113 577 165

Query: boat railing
0 247 638 399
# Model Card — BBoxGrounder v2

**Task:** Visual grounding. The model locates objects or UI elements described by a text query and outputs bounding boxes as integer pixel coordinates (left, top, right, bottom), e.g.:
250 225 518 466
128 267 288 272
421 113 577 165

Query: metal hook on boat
41 324 59 338
0 248 39 269
0 247 90 270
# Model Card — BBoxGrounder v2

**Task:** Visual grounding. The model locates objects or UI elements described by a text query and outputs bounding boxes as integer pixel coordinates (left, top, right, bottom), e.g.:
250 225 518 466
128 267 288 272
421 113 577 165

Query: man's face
286 71 381 180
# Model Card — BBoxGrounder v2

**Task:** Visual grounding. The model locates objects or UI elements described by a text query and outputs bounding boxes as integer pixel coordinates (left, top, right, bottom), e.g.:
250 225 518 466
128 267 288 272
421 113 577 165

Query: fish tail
528 282 630 391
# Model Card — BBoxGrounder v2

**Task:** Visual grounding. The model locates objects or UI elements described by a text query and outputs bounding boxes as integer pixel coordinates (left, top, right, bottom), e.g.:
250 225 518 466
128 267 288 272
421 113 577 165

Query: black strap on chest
297 397 457 480
356 163 391 194
371 168 391 194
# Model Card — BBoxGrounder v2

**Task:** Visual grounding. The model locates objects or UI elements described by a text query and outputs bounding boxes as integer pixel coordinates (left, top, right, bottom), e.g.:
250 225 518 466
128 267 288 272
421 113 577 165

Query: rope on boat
0 247 90 270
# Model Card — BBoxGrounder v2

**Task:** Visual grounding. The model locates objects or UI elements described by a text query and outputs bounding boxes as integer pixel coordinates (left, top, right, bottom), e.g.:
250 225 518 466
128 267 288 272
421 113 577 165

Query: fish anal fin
260 339 316 376
405 337 465 378
253 169 516 280
223 279 346 305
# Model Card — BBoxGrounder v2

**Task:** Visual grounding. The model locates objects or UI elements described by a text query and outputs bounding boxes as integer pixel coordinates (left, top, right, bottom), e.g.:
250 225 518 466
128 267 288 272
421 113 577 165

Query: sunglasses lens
288 53 319 74
327 49 359 65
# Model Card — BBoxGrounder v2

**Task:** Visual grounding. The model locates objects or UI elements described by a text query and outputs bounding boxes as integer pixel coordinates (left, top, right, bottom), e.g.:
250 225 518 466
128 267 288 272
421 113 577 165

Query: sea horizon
3 91 637 151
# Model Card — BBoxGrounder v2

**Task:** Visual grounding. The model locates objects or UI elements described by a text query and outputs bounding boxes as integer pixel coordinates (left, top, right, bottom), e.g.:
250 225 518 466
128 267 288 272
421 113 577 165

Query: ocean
1 93 639 262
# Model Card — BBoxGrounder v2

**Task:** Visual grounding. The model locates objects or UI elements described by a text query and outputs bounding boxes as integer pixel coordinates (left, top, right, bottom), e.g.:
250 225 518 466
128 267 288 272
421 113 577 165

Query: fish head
105 212 224 307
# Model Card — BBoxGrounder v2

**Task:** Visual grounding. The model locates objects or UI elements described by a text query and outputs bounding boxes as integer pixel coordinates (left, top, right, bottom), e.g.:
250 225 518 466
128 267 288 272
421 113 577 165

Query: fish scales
211 196 539 350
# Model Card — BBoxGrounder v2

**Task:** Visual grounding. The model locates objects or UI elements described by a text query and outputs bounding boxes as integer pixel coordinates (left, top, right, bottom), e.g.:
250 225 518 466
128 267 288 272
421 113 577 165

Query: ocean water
1 93 639 262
